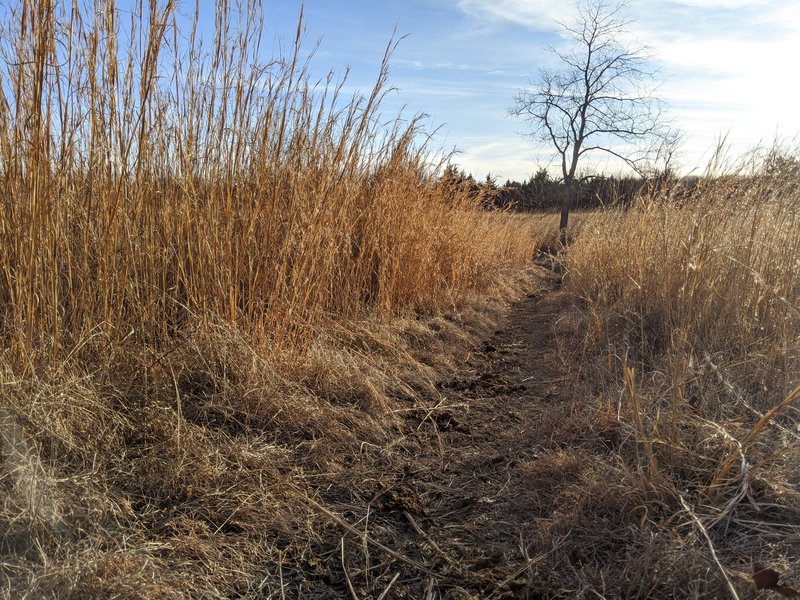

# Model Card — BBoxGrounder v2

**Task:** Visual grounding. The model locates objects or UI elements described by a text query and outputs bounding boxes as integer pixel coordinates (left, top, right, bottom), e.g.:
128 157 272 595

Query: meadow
1 1 798 598
553 162 800 596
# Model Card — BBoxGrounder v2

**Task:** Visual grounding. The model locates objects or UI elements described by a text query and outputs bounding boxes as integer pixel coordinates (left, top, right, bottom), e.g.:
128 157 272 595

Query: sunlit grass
0 0 540 358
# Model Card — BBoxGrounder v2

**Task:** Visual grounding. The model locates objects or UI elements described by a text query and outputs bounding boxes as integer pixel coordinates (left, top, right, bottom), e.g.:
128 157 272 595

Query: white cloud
663 0 769 8
395 81 481 99
441 0 800 178
455 0 574 30
637 2 800 168
394 58 513 75
455 137 544 180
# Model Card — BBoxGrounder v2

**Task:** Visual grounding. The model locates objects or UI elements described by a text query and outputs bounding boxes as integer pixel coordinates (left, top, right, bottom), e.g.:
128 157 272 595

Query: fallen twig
679 494 740 600
292 482 437 576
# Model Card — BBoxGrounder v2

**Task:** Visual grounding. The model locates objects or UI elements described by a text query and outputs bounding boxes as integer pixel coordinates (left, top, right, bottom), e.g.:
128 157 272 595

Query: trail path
316 269 588 599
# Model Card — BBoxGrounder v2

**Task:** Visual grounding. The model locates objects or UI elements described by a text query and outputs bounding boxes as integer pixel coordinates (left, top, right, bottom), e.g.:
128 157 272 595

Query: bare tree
510 0 674 240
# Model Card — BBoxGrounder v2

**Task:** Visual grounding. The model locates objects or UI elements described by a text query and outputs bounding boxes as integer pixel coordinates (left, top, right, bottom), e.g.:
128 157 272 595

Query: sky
158 1 797 182
246 0 800 182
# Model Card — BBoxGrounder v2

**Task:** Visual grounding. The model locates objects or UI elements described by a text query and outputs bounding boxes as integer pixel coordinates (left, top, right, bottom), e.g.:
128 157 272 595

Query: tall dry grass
561 150 800 593
0 1 549 596
566 152 799 414
0 0 537 358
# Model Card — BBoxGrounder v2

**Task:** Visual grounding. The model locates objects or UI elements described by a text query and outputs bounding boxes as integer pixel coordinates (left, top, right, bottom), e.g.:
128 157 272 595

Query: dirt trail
312 269 587 599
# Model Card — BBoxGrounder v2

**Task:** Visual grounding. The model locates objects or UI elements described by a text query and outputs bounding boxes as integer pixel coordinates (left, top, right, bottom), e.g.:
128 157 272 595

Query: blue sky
248 0 800 182
8 0 791 181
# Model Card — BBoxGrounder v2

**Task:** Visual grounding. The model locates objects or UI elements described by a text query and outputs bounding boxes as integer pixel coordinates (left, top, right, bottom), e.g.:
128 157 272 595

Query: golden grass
0 1 553 596
566 160 799 417
4 1 797 596
556 154 800 594
0 0 540 358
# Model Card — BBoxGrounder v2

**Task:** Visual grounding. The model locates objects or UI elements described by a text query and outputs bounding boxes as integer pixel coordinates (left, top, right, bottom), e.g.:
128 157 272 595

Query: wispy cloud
264 0 800 181
659 0 772 9
394 58 514 76
452 136 561 181
455 0 573 30
392 82 480 99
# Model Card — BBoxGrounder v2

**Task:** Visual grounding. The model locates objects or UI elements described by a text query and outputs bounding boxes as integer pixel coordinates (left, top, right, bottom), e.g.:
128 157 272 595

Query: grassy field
1 1 799 598
0 2 549 596
546 163 800 596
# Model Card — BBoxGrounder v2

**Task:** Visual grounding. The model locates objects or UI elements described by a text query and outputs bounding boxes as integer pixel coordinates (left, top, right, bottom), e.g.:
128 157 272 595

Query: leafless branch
508 0 678 235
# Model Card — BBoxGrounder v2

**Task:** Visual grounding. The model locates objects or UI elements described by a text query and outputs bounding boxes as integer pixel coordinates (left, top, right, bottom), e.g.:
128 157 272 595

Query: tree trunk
559 199 570 245
558 179 576 246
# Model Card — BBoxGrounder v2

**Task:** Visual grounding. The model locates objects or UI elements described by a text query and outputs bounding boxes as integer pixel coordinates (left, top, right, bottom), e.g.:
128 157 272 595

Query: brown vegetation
0 1 546 597
0 0 538 356
1 0 798 598
556 153 800 597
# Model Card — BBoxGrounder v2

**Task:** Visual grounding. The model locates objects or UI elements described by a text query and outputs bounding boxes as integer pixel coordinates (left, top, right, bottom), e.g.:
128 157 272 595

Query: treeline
439 165 701 211
494 168 650 211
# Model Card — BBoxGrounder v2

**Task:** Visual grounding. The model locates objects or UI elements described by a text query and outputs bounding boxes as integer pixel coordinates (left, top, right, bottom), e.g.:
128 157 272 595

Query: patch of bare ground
306 268 599 599
309 269 577 599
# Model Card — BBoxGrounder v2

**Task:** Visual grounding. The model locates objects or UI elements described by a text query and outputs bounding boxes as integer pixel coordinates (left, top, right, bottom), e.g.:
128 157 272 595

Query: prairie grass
0 0 539 357
566 153 799 437
6 0 798 597
558 151 800 594
0 1 549 596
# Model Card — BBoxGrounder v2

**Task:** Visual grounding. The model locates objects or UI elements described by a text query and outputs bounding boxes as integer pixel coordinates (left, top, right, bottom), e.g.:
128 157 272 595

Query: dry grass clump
0 0 538 357
559 149 800 595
